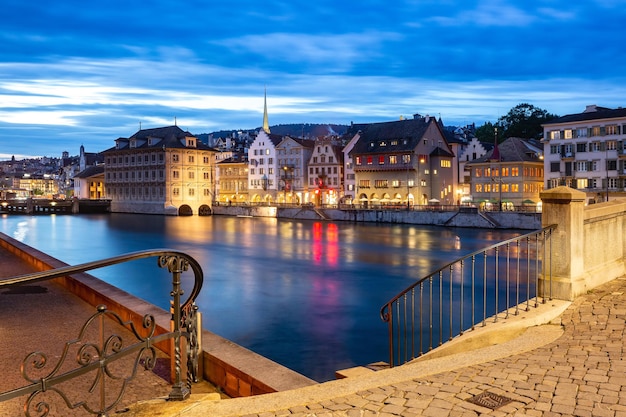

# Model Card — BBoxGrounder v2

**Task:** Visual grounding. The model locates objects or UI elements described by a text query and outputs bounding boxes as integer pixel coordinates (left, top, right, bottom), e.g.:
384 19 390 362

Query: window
550 162 560 172
475 168 482 177
607 125 619 135
204 172 209 180
591 126 601 137
607 141 617 151
266 149 270 155
366 156 373 165
188 155 195 163
189 172 195 179
550 131 561 140
440 160 451 168
550 145 559 154
389 155 397 164
359 179 370 188
172 188 180 196
392 180 400 187
172 171 179 179
355 156 362 165
564 129 573 139
189 188 195 196
402 154 411 164
378 155 385 165
374 180 388 188
576 143 587 153
607 160 617 170
475 184 483 192
172 154 179 162
501 167 509 176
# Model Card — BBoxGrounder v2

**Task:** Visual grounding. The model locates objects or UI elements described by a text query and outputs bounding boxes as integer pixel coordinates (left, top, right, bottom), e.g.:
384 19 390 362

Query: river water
0 213 522 381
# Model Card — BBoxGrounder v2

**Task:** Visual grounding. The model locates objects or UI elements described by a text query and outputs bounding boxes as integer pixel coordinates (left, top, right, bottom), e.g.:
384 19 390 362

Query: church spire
262 87 270 134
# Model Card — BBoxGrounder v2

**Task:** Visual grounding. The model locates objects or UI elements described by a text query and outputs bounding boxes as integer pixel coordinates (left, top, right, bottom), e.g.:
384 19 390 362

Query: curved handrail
379 225 556 367
380 225 556 322
0 248 204 412
0 248 203 311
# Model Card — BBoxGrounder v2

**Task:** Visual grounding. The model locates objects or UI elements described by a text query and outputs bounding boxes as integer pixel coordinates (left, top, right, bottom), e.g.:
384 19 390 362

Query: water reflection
0 213 522 382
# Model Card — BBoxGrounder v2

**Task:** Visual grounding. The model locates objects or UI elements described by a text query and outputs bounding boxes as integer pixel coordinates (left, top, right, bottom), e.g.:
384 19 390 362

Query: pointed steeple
262 88 270 134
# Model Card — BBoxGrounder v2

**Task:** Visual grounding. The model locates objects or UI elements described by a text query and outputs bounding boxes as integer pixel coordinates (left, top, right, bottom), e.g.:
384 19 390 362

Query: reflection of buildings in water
311 222 339 266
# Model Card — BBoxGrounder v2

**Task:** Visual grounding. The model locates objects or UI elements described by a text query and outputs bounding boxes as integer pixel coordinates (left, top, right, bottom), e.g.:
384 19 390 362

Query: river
0 213 523 381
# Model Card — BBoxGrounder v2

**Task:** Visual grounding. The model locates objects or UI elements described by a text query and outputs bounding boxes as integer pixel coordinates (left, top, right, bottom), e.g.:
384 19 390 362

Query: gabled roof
349 117 438 154
468 137 542 164
543 106 626 125
279 136 315 149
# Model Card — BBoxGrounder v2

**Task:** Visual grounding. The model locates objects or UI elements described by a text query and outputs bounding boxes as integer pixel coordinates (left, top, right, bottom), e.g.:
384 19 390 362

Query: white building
543 105 626 204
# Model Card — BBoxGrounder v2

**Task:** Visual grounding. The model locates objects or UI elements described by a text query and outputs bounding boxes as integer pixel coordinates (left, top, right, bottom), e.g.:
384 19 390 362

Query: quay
0 198 111 214
3 186 626 416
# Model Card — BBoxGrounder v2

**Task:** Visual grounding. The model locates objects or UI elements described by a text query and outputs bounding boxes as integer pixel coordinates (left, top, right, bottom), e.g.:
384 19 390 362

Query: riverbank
212 205 542 230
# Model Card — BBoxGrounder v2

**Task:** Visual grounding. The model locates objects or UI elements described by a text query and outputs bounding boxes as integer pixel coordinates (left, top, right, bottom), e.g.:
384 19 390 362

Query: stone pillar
540 186 587 301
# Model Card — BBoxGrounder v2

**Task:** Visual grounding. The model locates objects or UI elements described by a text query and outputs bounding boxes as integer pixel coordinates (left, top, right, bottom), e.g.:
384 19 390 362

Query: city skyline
2 1 626 160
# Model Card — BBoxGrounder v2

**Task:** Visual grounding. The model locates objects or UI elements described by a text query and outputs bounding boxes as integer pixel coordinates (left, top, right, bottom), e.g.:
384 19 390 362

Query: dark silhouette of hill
201 123 348 139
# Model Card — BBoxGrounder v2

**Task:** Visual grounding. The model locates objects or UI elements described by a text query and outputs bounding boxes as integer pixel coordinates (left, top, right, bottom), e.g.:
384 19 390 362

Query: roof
543 106 626 126
468 137 543 164
103 126 216 153
349 117 438 154
74 165 105 178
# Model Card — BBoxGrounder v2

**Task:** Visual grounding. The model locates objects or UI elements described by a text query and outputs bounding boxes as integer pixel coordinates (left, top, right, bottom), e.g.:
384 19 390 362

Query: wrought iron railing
0 249 203 416
380 225 555 367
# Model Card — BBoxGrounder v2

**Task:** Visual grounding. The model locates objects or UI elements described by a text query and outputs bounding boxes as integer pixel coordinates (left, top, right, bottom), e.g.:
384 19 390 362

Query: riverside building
543 104 626 204
103 125 216 215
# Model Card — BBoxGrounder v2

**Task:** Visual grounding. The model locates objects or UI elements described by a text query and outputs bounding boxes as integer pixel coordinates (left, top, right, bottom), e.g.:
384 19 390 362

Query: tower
262 88 270 134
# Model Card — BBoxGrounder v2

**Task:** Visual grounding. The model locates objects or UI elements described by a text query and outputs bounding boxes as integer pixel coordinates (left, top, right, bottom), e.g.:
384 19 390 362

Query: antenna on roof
139 121 142 130
174 116 177 126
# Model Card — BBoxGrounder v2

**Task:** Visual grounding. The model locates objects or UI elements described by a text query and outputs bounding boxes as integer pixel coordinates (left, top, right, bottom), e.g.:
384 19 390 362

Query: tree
474 121 501 143
497 103 558 140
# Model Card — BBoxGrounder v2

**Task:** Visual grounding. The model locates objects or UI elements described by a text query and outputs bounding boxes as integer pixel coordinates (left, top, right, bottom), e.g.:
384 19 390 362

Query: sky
1 0 626 160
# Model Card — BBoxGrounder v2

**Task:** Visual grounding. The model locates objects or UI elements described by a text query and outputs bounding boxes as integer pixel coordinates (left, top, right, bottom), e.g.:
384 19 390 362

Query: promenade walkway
4 243 626 416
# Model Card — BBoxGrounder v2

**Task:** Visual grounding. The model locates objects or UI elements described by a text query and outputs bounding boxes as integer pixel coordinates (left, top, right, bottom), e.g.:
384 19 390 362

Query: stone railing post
540 186 587 301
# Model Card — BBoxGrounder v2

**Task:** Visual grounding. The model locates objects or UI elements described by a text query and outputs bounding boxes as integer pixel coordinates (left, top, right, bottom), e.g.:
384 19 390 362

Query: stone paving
189 276 626 417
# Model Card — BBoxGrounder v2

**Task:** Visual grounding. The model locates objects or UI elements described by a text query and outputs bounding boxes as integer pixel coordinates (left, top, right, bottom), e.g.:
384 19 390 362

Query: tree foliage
475 121 498 144
475 103 558 143
497 103 558 140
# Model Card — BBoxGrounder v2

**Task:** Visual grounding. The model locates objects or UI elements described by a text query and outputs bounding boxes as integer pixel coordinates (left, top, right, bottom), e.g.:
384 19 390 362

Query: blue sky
2 0 626 159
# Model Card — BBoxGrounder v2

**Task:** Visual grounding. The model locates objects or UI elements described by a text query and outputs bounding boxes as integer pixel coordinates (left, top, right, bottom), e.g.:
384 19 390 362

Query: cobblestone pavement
224 276 626 417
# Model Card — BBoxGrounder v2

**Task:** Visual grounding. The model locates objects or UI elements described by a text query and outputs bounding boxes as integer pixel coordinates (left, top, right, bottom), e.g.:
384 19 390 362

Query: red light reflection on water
311 222 339 266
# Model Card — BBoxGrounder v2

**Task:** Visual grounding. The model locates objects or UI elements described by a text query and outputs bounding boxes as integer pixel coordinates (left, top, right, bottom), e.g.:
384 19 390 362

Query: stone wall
541 186 626 300
212 205 543 230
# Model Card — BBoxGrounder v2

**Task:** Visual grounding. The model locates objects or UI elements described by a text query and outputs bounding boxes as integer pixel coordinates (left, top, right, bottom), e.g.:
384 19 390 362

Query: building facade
307 137 343 205
467 137 544 210
103 126 216 215
543 105 626 204
216 154 249 204
348 115 455 207
275 136 314 204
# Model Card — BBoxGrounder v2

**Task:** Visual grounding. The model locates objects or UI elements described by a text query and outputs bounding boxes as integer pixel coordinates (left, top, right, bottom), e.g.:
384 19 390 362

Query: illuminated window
440 160 451 168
